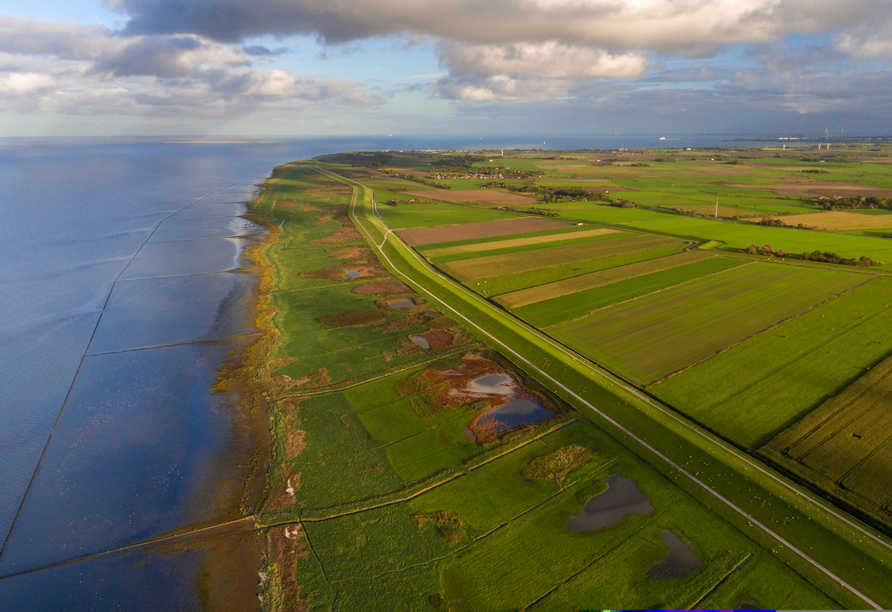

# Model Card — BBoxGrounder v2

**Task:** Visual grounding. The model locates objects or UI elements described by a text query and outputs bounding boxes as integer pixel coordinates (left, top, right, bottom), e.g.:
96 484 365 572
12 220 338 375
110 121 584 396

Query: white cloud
0 72 56 95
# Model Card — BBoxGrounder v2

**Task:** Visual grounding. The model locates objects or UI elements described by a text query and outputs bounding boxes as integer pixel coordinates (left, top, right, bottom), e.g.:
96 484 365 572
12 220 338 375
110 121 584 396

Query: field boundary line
502 250 715 309
542 260 755 330
646 274 878 388
280 344 473 398
522 514 662 611
318 164 889 609
688 553 753 609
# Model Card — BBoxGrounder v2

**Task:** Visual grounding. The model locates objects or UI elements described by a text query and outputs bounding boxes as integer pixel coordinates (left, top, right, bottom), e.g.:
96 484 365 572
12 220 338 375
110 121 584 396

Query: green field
652 277 892 449
440 233 680 282
551 263 868 386
514 257 747 328
545 205 892 266
497 250 715 309
473 243 692 297
376 200 522 229
430 230 627 265
425 227 620 260
759 351 892 530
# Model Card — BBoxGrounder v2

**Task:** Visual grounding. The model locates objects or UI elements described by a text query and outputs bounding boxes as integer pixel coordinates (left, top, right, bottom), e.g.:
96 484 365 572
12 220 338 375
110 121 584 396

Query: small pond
466 373 515 395
647 529 702 580
409 335 430 349
390 299 415 309
567 476 653 532
343 268 374 279
475 398 553 431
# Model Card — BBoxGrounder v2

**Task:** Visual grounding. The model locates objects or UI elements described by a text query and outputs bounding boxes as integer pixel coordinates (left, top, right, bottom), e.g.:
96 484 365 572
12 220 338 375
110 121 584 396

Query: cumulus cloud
0 16 383 117
107 0 891 51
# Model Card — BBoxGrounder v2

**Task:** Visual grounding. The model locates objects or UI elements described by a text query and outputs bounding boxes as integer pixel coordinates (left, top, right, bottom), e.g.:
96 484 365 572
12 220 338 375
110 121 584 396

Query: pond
647 530 702 580
474 398 553 432
390 299 415 309
343 268 374 279
567 476 653 532
410 335 430 349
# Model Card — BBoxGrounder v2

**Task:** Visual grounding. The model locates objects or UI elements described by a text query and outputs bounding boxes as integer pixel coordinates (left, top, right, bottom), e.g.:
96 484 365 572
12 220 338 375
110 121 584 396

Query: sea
0 133 783 609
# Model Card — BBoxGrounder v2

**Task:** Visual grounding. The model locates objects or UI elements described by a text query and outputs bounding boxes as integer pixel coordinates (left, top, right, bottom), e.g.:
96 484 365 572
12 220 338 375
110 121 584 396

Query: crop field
404 188 540 205
496 250 716 309
440 234 682 282
421 227 619 259
550 263 867 386
376 200 522 230
652 277 892 449
771 210 892 231
474 243 688 297
398 217 570 246
759 351 892 529
513 257 747 328
429 231 627 266
545 207 892 265
414 224 595 254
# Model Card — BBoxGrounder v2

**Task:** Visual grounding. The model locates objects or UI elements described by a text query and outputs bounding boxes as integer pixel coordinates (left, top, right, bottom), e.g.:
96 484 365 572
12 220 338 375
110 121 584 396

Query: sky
1 0 891 137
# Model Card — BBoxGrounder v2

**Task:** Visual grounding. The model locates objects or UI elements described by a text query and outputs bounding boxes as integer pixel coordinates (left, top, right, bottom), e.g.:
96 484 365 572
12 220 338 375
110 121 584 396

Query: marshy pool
475 397 553 431
343 268 374 279
410 335 430 349
647 529 702 580
465 373 515 395
567 476 653 532
390 299 415 309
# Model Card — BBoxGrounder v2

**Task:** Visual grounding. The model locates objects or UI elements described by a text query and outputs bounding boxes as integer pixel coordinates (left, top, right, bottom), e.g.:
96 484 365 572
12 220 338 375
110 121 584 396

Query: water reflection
87 272 258 354
0 338 258 575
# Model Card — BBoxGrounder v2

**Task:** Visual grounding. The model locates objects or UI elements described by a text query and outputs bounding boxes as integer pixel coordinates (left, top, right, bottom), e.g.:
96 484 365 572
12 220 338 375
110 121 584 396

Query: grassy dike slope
316 163 892 609
247 161 892 610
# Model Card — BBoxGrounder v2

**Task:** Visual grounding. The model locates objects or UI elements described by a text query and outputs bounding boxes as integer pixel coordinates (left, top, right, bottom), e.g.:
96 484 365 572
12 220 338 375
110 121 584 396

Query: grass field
652 277 892 449
551 263 868 386
759 351 892 529
423 227 619 259
545 205 892 265
430 230 627 265
441 234 682 282
514 257 747 328
398 217 570 246
496 250 716 309
376 200 522 229
474 243 689 296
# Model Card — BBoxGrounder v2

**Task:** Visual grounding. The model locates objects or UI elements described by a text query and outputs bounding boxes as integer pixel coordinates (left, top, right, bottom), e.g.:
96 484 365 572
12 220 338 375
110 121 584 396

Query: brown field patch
404 189 539 205
759 210 892 230
536 164 589 169
424 228 620 258
421 329 453 348
399 217 570 246
723 181 892 198
312 227 362 244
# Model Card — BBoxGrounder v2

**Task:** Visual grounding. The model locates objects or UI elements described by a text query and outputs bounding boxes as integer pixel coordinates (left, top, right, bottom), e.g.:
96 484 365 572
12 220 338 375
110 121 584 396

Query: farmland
243 148 892 610
497 250 716 309
759 351 892 530
514 257 747 327
550 263 867 386
439 233 680 282
651 277 892 450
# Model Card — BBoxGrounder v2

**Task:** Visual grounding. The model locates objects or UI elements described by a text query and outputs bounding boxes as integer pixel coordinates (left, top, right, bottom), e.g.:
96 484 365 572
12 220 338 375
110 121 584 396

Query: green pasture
474 243 687 297
375 199 521 229
516 257 746 328
433 231 630 267
498 250 715 309
550 204 892 264
652 277 892 449
426 228 622 262
415 223 592 254
552 263 867 386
